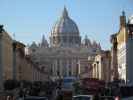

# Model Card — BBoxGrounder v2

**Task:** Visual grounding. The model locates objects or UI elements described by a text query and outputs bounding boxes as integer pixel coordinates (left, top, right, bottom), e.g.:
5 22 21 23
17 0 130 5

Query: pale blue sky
0 0 133 49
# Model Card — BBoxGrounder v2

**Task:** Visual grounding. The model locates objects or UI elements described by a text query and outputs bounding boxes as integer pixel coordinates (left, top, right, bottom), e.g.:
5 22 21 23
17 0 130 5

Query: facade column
66 59 69 76
94 65 96 78
68 59 72 76
13 42 17 80
55 59 58 77
93 64 95 78
92 64 95 78
73 59 76 76
71 59 74 76
52 61 55 76
101 60 104 80
0 30 3 90
95 64 97 78
59 59 62 77
97 61 100 79
57 59 60 78
110 34 118 81
96 63 98 78
95 63 97 78
77 59 81 77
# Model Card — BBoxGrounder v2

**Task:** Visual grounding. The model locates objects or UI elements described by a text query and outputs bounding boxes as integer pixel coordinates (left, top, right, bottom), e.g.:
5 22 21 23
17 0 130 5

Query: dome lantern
62 7 69 18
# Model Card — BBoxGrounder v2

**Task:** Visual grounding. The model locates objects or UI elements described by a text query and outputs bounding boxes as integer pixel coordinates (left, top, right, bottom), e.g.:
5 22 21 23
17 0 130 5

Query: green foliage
4 79 20 90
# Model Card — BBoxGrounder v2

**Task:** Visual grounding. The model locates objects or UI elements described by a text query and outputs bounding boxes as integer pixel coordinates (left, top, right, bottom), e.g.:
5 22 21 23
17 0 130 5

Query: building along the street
0 25 48 90
111 11 133 85
92 51 111 82
110 34 119 81
13 40 48 82
0 25 13 90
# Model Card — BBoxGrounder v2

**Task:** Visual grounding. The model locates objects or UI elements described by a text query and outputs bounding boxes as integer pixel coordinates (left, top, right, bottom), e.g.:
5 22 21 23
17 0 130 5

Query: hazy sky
0 0 133 49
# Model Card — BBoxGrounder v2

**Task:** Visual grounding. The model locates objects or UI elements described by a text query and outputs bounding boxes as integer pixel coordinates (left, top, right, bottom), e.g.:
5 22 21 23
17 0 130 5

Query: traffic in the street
0 77 133 100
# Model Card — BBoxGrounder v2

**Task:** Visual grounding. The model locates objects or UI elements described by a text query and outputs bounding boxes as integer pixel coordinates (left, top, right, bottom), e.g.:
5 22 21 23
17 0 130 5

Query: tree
4 80 19 90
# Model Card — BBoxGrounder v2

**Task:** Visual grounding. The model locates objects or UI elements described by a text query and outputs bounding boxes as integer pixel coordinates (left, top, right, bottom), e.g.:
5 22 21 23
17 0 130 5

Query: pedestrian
56 88 63 100
7 96 13 100
94 94 99 100
7 96 11 100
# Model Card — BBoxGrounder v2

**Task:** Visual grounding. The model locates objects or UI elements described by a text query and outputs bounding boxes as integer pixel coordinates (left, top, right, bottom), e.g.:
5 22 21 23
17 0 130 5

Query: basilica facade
29 7 101 79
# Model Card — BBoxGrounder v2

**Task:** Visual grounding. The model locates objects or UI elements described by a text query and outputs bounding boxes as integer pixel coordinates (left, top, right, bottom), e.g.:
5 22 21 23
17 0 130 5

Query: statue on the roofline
0 25 4 33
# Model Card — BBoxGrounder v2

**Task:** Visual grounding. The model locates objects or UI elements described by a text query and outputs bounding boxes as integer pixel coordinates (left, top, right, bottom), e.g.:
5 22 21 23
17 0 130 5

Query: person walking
56 88 63 100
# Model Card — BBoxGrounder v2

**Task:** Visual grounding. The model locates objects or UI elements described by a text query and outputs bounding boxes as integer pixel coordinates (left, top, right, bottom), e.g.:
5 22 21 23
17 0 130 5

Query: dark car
23 96 48 100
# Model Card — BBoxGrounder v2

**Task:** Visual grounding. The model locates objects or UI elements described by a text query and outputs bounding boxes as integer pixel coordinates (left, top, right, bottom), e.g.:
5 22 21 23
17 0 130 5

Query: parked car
119 86 133 100
100 96 114 100
17 96 48 100
72 95 93 100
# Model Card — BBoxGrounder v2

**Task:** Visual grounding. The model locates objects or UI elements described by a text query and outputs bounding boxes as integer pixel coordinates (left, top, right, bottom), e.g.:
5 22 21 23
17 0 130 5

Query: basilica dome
50 7 81 47
52 7 79 35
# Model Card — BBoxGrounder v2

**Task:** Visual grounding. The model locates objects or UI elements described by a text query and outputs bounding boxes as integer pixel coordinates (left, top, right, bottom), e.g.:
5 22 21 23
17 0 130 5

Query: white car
121 97 133 100
73 95 93 100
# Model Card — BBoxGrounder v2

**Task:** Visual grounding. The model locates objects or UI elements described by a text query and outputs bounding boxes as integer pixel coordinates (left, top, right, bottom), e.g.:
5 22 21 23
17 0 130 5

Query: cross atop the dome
62 6 69 18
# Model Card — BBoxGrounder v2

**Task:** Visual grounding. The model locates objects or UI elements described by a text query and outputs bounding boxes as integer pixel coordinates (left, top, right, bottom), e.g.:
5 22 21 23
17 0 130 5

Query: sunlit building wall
0 25 13 90
111 12 133 85
92 51 111 82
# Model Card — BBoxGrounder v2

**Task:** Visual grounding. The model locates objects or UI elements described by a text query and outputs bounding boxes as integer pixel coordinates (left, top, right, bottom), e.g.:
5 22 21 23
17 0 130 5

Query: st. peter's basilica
28 7 102 79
